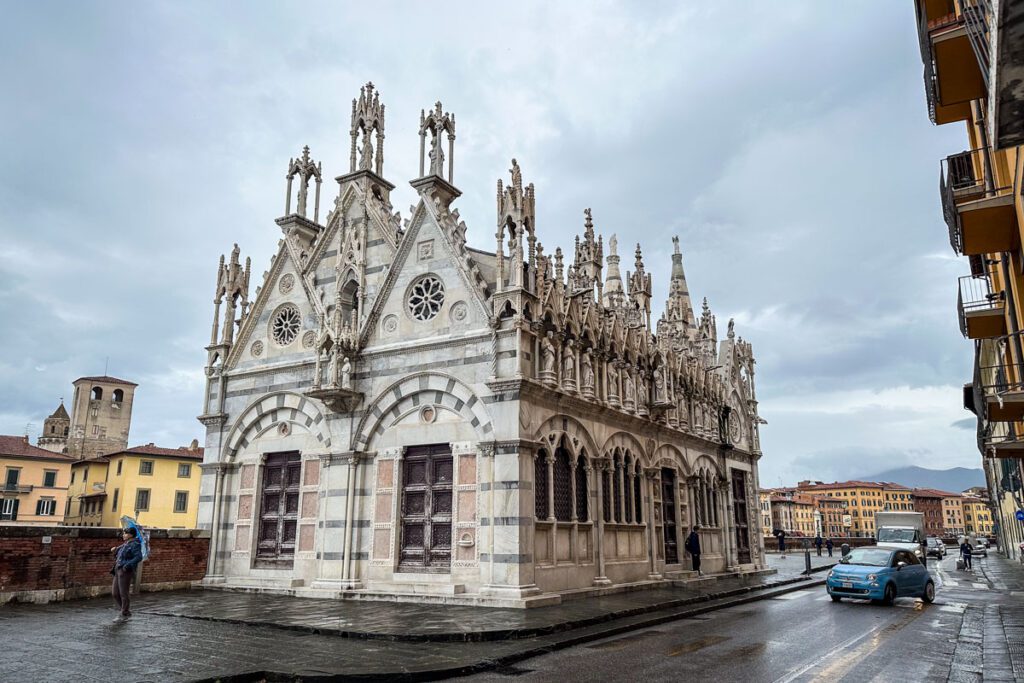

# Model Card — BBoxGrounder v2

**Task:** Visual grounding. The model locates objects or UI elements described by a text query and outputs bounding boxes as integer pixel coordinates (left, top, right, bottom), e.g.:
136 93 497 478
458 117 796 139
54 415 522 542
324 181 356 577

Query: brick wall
0 526 209 604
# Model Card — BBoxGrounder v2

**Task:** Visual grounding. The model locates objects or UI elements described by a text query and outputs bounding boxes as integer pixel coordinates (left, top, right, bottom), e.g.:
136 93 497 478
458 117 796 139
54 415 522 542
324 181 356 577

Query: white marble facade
197 84 767 607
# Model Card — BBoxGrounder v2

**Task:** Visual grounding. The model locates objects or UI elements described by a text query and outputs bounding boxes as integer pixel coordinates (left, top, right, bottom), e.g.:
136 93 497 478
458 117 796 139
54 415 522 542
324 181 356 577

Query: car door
893 552 914 593
905 552 927 594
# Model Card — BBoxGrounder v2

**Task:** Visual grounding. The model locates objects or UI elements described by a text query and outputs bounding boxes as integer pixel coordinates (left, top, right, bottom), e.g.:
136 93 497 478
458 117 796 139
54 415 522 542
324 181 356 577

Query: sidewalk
0 569 822 681
765 550 837 577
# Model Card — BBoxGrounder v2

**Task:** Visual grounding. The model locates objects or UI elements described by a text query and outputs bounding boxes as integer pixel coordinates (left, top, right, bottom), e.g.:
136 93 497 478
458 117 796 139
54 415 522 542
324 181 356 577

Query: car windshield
841 548 892 567
877 528 917 543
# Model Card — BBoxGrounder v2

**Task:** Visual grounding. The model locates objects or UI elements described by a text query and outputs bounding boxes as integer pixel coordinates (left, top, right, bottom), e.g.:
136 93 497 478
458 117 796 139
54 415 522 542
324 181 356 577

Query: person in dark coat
825 537 834 557
814 534 823 557
110 527 143 620
777 529 787 556
959 539 973 570
684 526 703 576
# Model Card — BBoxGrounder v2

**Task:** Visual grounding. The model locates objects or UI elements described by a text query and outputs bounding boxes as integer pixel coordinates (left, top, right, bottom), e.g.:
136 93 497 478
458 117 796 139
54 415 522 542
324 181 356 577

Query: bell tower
37 400 70 453
67 376 137 459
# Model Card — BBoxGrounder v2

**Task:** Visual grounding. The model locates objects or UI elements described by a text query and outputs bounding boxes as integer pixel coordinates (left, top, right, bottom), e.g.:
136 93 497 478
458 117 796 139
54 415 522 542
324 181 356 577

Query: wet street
464 553 1024 683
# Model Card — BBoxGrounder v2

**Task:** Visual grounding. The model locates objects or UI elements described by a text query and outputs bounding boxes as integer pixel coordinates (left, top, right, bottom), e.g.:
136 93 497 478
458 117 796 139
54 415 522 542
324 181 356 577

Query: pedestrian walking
959 539 973 571
110 526 143 620
814 534 823 557
825 537 834 557
684 526 703 576
777 529 787 557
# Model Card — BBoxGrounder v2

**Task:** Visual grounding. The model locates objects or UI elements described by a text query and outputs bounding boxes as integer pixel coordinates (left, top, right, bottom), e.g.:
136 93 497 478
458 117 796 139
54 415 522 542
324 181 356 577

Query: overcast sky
0 1 974 485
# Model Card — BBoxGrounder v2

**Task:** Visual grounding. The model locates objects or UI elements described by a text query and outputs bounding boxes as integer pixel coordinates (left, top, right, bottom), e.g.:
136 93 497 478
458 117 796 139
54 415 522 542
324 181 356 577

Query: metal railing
962 0 993 90
940 146 1012 254
916 1 961 123
1 483 32 494
958 274 1004 336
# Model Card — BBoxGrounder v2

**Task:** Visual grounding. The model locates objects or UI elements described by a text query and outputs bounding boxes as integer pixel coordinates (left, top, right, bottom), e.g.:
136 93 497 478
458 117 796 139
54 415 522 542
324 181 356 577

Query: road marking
772 590 814 600
815 595 832 602
665 635 730 657
971 583 987 590
772 606 925 683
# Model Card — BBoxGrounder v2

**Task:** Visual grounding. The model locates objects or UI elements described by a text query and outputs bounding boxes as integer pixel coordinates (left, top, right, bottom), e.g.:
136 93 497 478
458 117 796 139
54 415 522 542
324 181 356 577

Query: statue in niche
638 374 649 408
727 318 735 339
563 342 576 382
541 332 557 374
327 347 340 388
359 129 374 170
624 370 635 405
341 357 352 389
581 352 595 392
607 363 619 397
654 366 668 403
429 134 445 176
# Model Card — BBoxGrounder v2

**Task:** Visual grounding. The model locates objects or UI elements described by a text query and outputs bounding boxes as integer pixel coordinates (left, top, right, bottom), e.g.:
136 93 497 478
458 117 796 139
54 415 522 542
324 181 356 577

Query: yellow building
66 442 204 528
0 435 73 526
942 495 966 537
882 483 915 511
758 491 773 536
963 497 994 536
797 481 885 538
913 0 1024 559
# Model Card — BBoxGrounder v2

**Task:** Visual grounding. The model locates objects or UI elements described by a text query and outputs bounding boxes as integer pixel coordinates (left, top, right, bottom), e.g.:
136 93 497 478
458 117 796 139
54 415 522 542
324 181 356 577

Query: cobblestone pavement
0 570 814 681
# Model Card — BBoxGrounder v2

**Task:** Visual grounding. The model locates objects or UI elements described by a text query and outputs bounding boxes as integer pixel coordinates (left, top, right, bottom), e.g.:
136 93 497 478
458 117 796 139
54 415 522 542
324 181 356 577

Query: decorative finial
673 235 680 254
609 234 618 256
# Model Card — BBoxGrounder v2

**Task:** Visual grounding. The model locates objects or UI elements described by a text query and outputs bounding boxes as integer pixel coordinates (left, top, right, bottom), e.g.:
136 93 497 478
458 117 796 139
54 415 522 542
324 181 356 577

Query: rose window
271 305 302 346
407 276 445 321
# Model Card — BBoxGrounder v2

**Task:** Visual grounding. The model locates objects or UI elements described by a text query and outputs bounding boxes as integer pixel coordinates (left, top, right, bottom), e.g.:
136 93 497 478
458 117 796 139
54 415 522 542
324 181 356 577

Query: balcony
917 1 987 124
980 359 1024 421
984 422 1024 458
942 149 1019 256
1 483 32 494
958 274 1006 338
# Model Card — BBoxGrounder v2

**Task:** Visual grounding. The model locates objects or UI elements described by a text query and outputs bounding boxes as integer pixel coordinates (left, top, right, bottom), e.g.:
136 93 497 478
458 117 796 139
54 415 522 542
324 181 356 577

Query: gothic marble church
197 83 767 606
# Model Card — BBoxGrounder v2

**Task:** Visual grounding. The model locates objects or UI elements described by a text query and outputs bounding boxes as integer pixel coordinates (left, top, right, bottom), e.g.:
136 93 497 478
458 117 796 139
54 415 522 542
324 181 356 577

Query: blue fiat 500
826 546 935 605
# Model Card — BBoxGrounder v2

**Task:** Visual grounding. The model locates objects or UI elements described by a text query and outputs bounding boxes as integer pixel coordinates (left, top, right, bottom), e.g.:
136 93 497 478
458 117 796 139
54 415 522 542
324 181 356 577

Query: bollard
805 549 812 574
841 543 850 558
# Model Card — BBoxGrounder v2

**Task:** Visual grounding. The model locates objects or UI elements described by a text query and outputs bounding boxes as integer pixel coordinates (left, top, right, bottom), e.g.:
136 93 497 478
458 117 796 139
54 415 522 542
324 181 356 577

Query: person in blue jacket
110 527 143 619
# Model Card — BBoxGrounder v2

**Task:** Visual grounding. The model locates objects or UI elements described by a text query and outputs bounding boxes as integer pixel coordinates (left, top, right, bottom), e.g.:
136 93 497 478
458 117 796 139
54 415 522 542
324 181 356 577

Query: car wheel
923 581 935 604
831 594 842 602
882 583 896 606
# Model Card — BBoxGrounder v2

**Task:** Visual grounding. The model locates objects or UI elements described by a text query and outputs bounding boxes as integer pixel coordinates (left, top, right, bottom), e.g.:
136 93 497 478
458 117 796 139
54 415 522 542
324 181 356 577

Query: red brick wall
0 526 209 596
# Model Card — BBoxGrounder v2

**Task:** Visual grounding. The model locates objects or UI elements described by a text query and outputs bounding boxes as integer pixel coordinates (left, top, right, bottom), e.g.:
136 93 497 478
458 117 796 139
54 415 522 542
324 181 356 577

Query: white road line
772 620 890 683
971 583 987 590
772 590 814 600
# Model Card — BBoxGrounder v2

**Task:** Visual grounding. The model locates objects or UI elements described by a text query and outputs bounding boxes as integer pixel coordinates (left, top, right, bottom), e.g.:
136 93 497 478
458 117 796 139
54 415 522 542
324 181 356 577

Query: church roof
0 435 75 461
47 402 70 421
75 375 138 387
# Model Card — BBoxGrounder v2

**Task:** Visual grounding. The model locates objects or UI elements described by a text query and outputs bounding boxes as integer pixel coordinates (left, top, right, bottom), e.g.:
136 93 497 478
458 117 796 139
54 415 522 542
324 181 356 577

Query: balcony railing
979 354 1024 422
958 274 1005 338
962 0 992 90
1 483 32 494
941 146 1016 255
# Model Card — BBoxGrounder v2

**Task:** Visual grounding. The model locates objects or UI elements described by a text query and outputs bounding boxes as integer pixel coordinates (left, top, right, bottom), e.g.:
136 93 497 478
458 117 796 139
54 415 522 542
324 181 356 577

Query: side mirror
896 561 907 571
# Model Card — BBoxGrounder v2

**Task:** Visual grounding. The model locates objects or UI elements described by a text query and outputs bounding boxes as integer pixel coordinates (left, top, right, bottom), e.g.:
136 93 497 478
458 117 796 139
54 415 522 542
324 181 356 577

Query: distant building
66 376 138 460
65 442 203 528
815 496 847 537
795 481 886 538
911 488 946 537
0 435 74 526
37 401 70 453
881 482 914 511
962 496 994 536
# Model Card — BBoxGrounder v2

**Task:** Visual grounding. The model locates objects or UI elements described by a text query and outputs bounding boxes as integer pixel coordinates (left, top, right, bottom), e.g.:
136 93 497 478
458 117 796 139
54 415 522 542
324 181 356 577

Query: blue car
826 546 935 606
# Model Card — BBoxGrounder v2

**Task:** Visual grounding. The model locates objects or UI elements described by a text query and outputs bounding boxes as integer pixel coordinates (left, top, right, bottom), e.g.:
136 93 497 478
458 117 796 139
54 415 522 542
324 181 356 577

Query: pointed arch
533 414 599 464
599 431 649 465
223 391 331 461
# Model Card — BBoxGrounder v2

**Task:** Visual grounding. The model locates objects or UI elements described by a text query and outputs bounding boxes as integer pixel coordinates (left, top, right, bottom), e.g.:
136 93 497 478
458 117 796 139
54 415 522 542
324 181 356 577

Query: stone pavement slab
133 570 807 641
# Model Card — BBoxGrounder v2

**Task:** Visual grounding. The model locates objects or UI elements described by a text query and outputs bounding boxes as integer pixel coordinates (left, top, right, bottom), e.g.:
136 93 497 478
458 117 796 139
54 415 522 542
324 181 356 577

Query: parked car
926 537 946 559
973 539 989 557
826 546 935 606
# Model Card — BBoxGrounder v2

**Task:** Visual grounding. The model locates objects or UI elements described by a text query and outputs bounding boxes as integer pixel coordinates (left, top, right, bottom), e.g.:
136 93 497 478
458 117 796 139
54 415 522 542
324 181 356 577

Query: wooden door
661 468 679 564
399 444 453 571
257 451 301 562
732 469 751 564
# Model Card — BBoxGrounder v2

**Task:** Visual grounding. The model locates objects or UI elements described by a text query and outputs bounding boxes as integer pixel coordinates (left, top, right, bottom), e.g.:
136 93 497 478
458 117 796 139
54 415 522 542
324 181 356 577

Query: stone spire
496 158 536 293
349 81 386 177
603 234 625 308
572 208 603 300
38 400 70 453
627 243 652 328
212 243 251 347
412 100 460 208
664 235 697 339
284 145 323 223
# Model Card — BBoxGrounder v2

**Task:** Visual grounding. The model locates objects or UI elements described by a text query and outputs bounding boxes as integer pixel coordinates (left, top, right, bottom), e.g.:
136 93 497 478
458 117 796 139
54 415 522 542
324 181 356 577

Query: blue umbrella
120 515 150 561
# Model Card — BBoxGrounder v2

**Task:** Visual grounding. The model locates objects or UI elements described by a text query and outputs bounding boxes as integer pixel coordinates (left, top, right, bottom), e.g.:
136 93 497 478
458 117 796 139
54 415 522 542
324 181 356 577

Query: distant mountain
860 466 985 492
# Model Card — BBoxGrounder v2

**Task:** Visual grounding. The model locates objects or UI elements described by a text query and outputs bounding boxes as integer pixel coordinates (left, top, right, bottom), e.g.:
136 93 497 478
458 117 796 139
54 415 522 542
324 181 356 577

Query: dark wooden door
661 468 679 564
732 469 751 564
400 444 453 571
257 451 301 561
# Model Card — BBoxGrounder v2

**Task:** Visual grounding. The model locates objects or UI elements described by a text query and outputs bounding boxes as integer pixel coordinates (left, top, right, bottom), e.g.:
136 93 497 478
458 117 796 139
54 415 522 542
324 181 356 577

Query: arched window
602 467 612 523
612 454 622 523
553 445 572 522
91 387 103 401
574 453 588 523
112 389 124 403
633 462 643 523
623 454 634 524
63 426 69 436
534 450 549 519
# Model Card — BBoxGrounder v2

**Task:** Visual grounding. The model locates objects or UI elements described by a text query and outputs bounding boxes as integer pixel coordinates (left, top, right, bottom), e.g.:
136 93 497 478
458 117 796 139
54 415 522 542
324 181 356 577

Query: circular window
407 275 445 321
271 304 302 346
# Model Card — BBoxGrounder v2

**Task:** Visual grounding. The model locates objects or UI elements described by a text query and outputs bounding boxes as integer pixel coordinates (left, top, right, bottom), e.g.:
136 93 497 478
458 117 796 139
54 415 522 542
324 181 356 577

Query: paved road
462 553 1022 682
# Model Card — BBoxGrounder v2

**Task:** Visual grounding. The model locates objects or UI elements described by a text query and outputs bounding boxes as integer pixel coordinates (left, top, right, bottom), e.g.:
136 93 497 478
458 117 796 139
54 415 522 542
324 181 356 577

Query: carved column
204 463 227 580
593 460 611 585
645 468 662 580
341 452 364 588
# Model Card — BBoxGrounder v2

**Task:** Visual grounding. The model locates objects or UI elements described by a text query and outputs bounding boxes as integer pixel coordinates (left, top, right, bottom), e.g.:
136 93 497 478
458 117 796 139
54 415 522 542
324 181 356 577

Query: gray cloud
0 2 979 485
